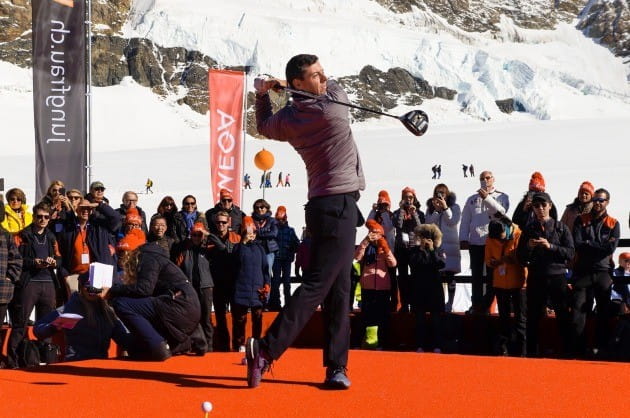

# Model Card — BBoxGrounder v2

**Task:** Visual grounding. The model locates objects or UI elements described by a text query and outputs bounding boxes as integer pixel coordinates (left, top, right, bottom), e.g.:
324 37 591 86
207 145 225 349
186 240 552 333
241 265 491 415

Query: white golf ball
202 401 213 412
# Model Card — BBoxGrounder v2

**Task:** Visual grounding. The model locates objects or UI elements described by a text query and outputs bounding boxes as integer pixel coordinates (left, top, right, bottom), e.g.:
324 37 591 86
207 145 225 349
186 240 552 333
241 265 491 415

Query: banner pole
85 0 93 191
241 68 248 209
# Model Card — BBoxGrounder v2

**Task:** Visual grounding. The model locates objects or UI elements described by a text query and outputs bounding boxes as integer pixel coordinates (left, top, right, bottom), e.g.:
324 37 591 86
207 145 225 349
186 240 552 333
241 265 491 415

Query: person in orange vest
485 215 526 356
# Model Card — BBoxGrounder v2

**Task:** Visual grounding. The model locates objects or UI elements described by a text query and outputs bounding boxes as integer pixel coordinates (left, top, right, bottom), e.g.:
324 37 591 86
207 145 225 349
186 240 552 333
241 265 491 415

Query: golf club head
399 110 429 136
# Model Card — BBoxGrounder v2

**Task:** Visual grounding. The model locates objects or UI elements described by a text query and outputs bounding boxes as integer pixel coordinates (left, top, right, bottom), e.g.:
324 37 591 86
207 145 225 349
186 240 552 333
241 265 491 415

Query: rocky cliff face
0 0 627 132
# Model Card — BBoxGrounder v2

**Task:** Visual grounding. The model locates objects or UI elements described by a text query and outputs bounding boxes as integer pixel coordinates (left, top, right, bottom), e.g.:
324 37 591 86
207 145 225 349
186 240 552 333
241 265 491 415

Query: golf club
277 85 429 137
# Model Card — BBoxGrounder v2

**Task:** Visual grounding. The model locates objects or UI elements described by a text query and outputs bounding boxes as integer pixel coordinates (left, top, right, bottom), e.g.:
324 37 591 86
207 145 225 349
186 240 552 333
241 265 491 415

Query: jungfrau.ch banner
208 69 244 207
32 0 86 201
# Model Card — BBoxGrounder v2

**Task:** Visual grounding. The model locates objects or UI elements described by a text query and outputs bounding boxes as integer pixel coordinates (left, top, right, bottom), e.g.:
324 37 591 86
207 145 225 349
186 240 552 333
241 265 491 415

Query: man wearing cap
250 54 365 389
517 191 574 357
85 181 109 205
57 198 120 296
512 172 558 229
268 206 300 311
571 188 619 357
459 170 510 314
205 188 245 235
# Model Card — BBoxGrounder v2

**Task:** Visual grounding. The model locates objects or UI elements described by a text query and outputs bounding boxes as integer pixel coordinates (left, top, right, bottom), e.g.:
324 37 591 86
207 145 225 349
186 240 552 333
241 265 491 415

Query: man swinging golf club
247 54 365 389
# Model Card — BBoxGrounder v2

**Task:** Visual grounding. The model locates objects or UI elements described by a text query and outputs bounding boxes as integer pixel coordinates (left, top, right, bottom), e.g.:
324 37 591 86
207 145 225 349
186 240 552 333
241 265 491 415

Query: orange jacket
484 225 527 289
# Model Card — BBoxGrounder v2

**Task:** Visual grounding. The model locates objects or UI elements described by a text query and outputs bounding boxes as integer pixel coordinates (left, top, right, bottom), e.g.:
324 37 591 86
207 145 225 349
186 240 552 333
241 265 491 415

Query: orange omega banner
208 69 244 207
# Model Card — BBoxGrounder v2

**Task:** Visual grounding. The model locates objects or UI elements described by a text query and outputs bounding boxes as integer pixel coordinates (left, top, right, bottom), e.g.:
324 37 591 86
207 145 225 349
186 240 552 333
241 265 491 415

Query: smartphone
0 177 4 192
480 180 487 188
59 187 66 196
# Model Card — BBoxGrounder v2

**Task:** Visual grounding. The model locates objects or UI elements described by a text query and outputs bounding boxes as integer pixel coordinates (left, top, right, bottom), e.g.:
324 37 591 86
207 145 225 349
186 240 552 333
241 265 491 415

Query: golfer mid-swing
246 54 365 389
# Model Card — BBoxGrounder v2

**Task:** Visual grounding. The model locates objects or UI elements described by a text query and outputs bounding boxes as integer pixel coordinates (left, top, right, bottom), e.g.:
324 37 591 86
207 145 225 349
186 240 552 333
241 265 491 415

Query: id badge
81 253 90 264
498 265 506 276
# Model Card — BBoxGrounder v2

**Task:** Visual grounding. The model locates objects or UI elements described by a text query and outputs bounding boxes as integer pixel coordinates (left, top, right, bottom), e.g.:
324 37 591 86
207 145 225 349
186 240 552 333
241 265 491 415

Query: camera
436 192 444 199
85 286 103 295
526 191 535 200
254 77 266 92
403 202 411 209
376 202 387 211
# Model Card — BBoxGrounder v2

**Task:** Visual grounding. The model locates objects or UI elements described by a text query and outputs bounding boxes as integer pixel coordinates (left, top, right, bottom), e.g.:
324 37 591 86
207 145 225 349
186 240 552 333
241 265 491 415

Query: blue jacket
233 241 270 308
275 222 300 262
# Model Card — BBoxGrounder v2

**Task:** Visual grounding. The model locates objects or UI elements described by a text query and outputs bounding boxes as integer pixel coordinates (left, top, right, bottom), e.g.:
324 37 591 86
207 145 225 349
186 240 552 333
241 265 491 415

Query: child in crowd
354 220 397 349
409 224 445 353
485 216 527 356
611 252 630 315
231 216 270 352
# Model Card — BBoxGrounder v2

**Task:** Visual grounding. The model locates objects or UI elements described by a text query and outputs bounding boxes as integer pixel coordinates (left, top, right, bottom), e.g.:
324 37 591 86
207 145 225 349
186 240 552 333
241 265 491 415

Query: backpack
17 339 61 367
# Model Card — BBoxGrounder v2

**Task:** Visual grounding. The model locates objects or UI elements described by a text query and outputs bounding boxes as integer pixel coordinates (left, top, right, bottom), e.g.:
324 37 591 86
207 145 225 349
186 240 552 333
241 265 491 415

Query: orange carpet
1 349 628 417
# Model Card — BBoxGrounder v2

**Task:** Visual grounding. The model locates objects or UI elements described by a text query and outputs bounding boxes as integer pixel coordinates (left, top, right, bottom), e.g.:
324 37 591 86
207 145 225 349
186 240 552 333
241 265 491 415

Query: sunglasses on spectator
51 188 62 193
93 187 105 192
221 199 232 203
482 176 493 180
183 201 196 206
532 202 548 208
216 220 228 225
36 214 50 220
592 197 608 203
9 197 22 202
255 206 267 210
69 195 82 200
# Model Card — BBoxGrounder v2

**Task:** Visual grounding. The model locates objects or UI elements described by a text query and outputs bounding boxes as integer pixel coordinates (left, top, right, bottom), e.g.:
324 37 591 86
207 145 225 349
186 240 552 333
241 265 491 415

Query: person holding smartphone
459 170 509 314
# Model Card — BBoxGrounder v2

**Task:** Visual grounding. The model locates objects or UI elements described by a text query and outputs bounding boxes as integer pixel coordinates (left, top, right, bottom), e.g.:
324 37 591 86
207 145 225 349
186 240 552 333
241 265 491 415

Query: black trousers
263 193 358 369
470 245 494 311
495 288 526 355
194 286 213 352
360 289 390 347
527 274 571 356
232 304 263 351
7 282 56 367
394 247 412 311
571 271 612 354
213 282 232 352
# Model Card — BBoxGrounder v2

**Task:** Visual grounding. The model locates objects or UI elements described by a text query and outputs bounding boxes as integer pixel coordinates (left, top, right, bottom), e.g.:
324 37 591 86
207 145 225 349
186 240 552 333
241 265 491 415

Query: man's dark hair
594 188 610 200
33 202 51 215
285 54 319 88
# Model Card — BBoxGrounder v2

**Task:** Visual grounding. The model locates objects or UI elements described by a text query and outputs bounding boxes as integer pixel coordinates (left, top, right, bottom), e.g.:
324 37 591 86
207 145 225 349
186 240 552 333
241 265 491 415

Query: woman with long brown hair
153 195 187 244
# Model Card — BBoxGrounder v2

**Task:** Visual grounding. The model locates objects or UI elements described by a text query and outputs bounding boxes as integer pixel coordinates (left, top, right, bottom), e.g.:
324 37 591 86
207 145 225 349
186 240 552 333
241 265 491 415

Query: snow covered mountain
1 0 629 129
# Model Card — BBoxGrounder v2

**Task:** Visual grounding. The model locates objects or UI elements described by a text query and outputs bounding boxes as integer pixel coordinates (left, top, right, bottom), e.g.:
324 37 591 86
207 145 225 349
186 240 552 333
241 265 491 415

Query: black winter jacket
517 218 574 277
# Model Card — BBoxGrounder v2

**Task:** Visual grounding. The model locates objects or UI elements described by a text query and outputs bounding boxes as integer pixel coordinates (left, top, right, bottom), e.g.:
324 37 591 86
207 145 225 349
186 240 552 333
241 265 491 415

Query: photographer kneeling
102 230 201 360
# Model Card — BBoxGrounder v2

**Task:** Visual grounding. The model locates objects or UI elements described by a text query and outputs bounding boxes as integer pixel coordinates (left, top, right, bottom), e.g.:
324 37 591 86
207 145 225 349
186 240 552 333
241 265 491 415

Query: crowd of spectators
0 171 628 368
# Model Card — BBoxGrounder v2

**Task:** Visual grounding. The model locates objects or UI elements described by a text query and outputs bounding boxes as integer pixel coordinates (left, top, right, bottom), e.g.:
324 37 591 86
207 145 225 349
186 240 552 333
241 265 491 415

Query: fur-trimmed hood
413 223 442 248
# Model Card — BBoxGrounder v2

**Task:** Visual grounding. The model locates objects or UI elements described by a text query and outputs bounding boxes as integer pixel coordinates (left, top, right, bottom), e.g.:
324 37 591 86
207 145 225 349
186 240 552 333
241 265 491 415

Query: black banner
33 0 86 201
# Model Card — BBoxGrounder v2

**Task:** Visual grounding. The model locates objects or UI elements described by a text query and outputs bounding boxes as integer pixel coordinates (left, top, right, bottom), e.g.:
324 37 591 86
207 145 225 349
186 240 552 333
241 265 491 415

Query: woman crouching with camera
103 229 201 360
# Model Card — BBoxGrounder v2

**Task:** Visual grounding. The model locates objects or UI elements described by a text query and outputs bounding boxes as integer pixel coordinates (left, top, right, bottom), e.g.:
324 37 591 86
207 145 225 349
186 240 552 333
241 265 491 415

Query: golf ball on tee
202 401 213 412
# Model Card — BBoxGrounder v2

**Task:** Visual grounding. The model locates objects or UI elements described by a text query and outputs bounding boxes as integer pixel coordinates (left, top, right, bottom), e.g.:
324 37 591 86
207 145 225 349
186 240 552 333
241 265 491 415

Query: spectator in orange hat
231 216 270 351
205 188 245 235
512 172 558 229
354 219 396 349
367 190 396 309
560 181 595 232
268 206 300 311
